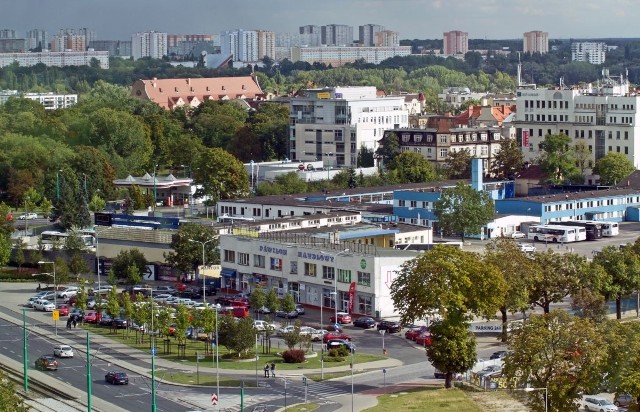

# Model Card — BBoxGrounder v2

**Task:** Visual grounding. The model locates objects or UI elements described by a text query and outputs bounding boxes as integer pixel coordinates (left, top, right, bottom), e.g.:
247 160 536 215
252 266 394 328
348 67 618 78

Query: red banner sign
522 130 529 147
348 282 356 313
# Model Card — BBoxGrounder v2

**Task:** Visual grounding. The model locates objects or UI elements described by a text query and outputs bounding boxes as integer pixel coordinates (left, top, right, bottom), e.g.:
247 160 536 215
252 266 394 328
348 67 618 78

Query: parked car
57 286 79 299
323 331 351 343
26 296 40 307
254 320 276 332
295 304 305 315
434 368 446 379
84 310 99 323
56 304 70 316
89 286 113 296
414 332 433 346
39 291 57 301
18 213 38 220
330 312 352 324
377 320 401 333
300 327 324 341
99 315 113 326
353 316 377 329
35 355 58 371
113 318 128 329
582 396 619 412
613 393 635 408
510 231 526 239
489 350 510 360
153 294 174 304
405 326 428 340
34 299 55 311
257 306 272 314
326 339 356 352
153 286 177 294
476 365 502 378
53 345 74 358
276 309 299 319
518 243 536 253
105 371 129 385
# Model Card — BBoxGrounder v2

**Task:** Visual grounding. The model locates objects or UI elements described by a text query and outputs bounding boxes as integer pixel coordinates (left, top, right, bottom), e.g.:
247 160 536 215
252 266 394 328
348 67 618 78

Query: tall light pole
23 196 28 236
350 348 354 412
188 237 219 304
22 309 28 393
331 249 350 323
152 164 158 213
37 261 56 336
523 387 548 412
150 292 157 412
86 332 92 412
320 291 324 380
215 304 219 406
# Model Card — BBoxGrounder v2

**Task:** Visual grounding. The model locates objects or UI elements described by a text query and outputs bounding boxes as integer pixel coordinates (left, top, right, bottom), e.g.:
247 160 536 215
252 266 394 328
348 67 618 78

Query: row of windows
398 200 433 208
542 197 634 212
524 100 570 109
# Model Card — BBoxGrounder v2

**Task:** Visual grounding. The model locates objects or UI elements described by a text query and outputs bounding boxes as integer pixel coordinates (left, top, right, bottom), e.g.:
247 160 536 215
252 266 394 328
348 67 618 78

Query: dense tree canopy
593 152 635 186
434 182 495 242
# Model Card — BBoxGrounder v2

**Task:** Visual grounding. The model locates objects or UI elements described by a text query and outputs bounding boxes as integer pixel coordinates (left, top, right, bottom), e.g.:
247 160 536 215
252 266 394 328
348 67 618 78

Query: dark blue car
353 316 376 329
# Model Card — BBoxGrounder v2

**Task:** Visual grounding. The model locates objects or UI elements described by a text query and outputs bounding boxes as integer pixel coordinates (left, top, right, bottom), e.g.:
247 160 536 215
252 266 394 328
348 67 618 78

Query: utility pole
86 332 92 412
22 309 28 393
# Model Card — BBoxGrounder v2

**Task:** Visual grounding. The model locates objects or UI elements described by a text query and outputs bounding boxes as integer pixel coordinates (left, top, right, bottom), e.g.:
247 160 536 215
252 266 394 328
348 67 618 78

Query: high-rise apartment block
131 31 168 60
50 29 87 52
523 31 548 54
26 29 47 50
374 30 400 47
89 40 132 57
571 42 606 64
221 29 274 63
0 51 109 68
0 29 16 39
321 24 353 46
443 31 468 55
256 30 276 60
299 25 321 46
359 24 385 47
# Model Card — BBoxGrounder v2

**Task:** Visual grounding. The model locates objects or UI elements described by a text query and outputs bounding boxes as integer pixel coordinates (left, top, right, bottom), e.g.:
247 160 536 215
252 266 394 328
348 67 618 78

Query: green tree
539 133 581 183
434 182 495 242
193 148 250 201
503 310 608 412
225 316 257 357
0 234 10 268
126 264 142 286
200 306 217 352
68 252 89 281
375 131 400 167
490 139 524 179
88 193 106 212
106 286 120 333
250 289 267 318
388 151 436 183
615 322 640 406
282 319 302 350
574 141 591 175
110 249 148 283
357 145 374 168
529 251 586 313
593 152 635 186
121 292 134 334
13 239 25 273
0 369 28 412
174 304 191 348
484 238 539 342
190 100 247 148
445 148 472 179
266 288 280 313
75 281 88 312
426 313 477 388
281 293 296 323
164 223 219 274
591 245 640 319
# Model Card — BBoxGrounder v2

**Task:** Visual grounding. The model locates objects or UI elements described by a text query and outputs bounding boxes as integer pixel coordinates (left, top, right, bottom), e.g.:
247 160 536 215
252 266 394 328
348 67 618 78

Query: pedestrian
263 362 270 378
270 362 276 378
72 317 77 328
66 318 72 329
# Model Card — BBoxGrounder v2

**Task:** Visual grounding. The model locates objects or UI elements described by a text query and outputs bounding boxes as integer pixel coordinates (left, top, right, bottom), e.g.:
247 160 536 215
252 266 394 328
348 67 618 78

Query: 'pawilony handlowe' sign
199 265 221 278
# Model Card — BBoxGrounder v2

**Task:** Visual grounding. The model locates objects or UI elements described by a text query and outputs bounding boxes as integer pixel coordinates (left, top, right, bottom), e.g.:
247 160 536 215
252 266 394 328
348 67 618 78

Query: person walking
66 318 72 329
270 362 276 378
263 362 270 378
72 316 77 328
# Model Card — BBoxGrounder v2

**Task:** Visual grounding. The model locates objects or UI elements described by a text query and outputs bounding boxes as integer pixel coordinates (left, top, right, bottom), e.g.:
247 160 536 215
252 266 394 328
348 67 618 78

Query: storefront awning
221 268 237 278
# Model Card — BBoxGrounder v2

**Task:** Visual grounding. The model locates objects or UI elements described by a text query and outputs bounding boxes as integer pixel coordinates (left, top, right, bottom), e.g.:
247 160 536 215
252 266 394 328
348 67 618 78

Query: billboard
199 265 221 278
522 130 529 148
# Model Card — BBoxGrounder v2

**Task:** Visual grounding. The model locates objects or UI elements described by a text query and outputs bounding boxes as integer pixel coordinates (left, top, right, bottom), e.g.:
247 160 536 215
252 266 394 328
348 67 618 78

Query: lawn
151 370 252 387
283 403 320 412
364 387 483 412
82 324 386 371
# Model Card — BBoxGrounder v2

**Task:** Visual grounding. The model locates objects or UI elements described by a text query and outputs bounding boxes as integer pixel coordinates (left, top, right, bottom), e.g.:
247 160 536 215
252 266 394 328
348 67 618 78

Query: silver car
53 345 74 358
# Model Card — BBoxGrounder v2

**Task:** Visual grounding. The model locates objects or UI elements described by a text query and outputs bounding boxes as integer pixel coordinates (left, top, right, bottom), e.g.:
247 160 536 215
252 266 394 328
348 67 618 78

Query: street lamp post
351 348 355 412
188 237 219 304
152 164 159 213
523 387 548 412
37 261 56 336
320 291 324 380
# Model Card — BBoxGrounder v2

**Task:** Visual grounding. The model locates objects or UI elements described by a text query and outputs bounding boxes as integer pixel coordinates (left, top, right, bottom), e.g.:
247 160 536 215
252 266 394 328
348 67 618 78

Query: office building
523 31 548 54
374 30 400 47
0 51 109 68
515 70 640 176
321 24 353 46
289 86 409 167
443 30 468 55
290 45 411 66
131 31 168 60
0 39 26 53
359 24 384 47
571 42 606 64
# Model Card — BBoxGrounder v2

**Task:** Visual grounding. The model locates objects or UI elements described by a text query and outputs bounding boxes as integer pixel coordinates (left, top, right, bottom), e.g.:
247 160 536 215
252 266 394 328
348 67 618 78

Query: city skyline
1 0 639 41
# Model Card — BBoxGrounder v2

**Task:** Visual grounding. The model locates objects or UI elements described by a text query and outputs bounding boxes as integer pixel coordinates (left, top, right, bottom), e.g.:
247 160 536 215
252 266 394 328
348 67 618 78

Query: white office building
289 86 409 167
516 70 640 176
571 42 606 65
131 31 167 60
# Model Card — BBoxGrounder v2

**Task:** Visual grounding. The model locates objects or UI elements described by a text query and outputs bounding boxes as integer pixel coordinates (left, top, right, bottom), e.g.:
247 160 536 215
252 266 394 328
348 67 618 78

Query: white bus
217 214 255 224
585 221 619 237
40 231 95 249
527 225 587 243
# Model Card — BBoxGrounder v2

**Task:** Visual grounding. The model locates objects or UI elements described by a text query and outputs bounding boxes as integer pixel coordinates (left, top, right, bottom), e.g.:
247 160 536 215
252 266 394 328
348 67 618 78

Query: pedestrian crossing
269 378 350 400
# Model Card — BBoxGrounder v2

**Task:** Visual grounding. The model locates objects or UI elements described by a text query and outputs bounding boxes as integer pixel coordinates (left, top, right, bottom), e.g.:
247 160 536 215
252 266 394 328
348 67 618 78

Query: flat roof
505 188 640 203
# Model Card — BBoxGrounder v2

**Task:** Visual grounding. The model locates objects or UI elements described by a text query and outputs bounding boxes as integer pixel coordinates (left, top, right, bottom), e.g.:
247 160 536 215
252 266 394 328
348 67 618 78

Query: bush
326 348 345 362
282 349 306 363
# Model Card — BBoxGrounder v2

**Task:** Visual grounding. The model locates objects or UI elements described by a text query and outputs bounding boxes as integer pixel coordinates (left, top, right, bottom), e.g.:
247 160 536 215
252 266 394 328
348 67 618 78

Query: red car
405 328 422 340
330 312 352 324
56 304 70 316
323 331 351 343
84 310 99 323
415 332 433 346
230 298 249 307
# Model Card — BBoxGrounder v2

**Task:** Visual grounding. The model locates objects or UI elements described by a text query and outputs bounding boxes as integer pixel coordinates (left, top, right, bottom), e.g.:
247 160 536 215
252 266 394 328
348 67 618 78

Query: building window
337 269 351 283
440 148 448 157
290 261 298 274
238 252 249 266
440 135 447 143
270 258 282 271
398 200 406 207
357 271 371 286
224 250 235 263
254 254 265 268
358 295 373 315
402 133 410 143
322 266 335 280
304 262 317 277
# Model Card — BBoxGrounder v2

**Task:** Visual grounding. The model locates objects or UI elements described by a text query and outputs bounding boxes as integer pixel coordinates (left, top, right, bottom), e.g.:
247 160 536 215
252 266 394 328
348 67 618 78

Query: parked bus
527 225 587 243
584 221 619 237
552 221 603 241
217 214 255 224
40 231 95 249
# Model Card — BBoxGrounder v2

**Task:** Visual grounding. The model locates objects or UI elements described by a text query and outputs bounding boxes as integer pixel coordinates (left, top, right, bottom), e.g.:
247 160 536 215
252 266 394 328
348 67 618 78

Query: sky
1 0 639 41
